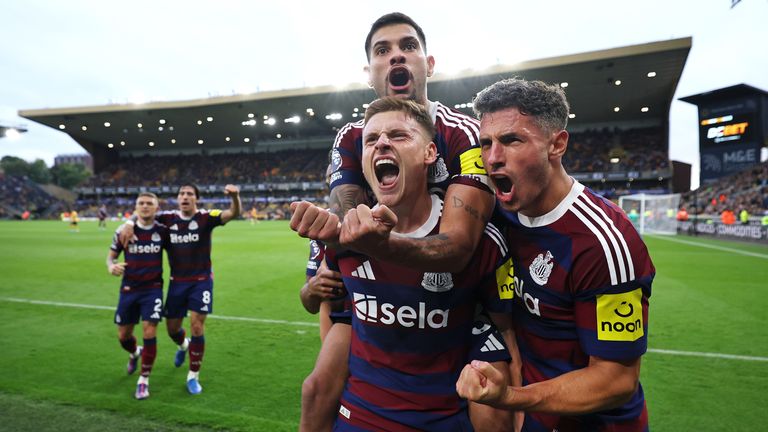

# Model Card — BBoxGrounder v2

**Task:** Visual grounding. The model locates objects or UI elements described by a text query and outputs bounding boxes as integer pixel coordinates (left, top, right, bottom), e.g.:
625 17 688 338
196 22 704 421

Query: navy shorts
165 279 214 318
114 289 163 325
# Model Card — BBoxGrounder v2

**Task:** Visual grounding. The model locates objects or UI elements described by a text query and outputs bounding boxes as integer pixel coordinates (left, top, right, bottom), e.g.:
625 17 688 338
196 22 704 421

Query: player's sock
170 329 188 348
187 370 199 381
189 335 205 372
120 336 137 355
140 337 157 377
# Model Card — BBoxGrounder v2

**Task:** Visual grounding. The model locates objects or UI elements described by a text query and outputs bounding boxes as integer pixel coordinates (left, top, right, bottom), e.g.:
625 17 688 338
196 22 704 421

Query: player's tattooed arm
329 184 369 219
376 183 493 272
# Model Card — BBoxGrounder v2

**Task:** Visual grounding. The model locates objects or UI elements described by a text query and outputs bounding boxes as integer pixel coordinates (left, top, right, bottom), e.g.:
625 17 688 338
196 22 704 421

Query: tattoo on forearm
452 196 481 221
330 185 368 219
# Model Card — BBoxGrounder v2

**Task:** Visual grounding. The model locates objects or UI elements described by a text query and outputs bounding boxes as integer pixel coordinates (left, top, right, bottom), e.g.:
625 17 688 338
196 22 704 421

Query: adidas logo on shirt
479 333 505 353
351 260 376 280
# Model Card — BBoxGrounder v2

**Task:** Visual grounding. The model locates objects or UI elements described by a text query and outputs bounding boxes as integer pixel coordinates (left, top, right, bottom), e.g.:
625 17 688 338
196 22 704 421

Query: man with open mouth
325 97 516 432
290 12 518 432
456 78 655 432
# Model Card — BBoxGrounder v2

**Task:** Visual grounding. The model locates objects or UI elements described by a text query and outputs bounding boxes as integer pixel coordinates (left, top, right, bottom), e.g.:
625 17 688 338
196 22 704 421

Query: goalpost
618 193 681 235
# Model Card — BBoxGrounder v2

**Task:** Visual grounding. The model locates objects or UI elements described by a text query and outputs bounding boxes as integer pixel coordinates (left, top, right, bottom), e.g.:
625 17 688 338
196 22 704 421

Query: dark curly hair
473 78 570 133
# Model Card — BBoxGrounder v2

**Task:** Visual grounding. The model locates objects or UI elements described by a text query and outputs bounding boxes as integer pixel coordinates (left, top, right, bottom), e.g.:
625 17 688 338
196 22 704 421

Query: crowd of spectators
680 161 768 218
83 148 328 189
0 173 62 218
2 127 682 220
564 127 668 173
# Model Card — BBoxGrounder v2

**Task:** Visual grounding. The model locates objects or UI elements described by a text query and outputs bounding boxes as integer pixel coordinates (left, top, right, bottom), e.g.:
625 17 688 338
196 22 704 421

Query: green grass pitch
0 220 766 431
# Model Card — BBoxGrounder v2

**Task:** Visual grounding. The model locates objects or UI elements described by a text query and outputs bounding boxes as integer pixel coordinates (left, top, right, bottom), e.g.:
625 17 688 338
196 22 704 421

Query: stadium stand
0 173 65 219
680 161 768 219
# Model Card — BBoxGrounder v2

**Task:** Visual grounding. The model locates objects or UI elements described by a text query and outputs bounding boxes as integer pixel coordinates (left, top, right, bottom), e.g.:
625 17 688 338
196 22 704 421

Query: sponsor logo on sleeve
209 209 222 217
496 257 515 300
331 149 342 172
459 148 487 175
597 288 644 341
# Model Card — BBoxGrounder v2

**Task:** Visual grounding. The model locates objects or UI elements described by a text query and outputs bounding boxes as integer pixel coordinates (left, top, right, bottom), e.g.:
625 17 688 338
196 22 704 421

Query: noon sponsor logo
496 257 515 300
597 288 644 341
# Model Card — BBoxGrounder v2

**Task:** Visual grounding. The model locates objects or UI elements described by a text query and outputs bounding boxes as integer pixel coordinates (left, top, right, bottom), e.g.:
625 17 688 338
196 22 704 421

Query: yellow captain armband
459 148 486 175
495 257 515 300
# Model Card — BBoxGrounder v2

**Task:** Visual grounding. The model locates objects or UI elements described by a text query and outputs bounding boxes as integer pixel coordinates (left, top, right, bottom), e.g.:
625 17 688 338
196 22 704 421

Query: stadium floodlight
284 116 300 124
264 117 276 126
618 193 681 235
614 107 621 112
647 71 657 78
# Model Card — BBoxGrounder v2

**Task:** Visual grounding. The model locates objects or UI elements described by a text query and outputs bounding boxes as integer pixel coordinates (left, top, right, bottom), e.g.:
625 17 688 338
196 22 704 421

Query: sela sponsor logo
496 257 515 300
170 233 200 243
421 272 453 292
514 275 541 317
596 288 644 342
128 243 161 254
353 293 449 329
529 251 554 286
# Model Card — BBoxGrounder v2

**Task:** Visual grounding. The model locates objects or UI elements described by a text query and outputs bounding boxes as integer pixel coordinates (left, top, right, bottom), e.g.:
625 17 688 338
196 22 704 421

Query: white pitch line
0 297 319 328
647 348 768 362
4 297 767 361
648 235 768 260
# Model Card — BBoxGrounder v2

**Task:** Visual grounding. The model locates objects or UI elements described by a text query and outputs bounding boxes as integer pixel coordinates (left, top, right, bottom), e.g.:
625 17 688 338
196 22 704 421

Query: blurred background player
68 209 79 233
106 192 168 400
120 183 241 395
98 203 108 230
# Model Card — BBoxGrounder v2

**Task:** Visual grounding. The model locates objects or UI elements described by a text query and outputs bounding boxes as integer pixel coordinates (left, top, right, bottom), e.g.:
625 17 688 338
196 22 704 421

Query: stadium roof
679 83 768 106
20 37 690 170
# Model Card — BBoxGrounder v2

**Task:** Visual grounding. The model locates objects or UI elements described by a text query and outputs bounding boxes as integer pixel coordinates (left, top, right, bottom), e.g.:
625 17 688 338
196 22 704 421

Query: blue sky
2 0 767 188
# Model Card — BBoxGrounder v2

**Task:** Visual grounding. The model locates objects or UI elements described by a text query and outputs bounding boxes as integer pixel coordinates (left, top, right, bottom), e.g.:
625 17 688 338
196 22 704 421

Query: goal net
618 193 681 235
